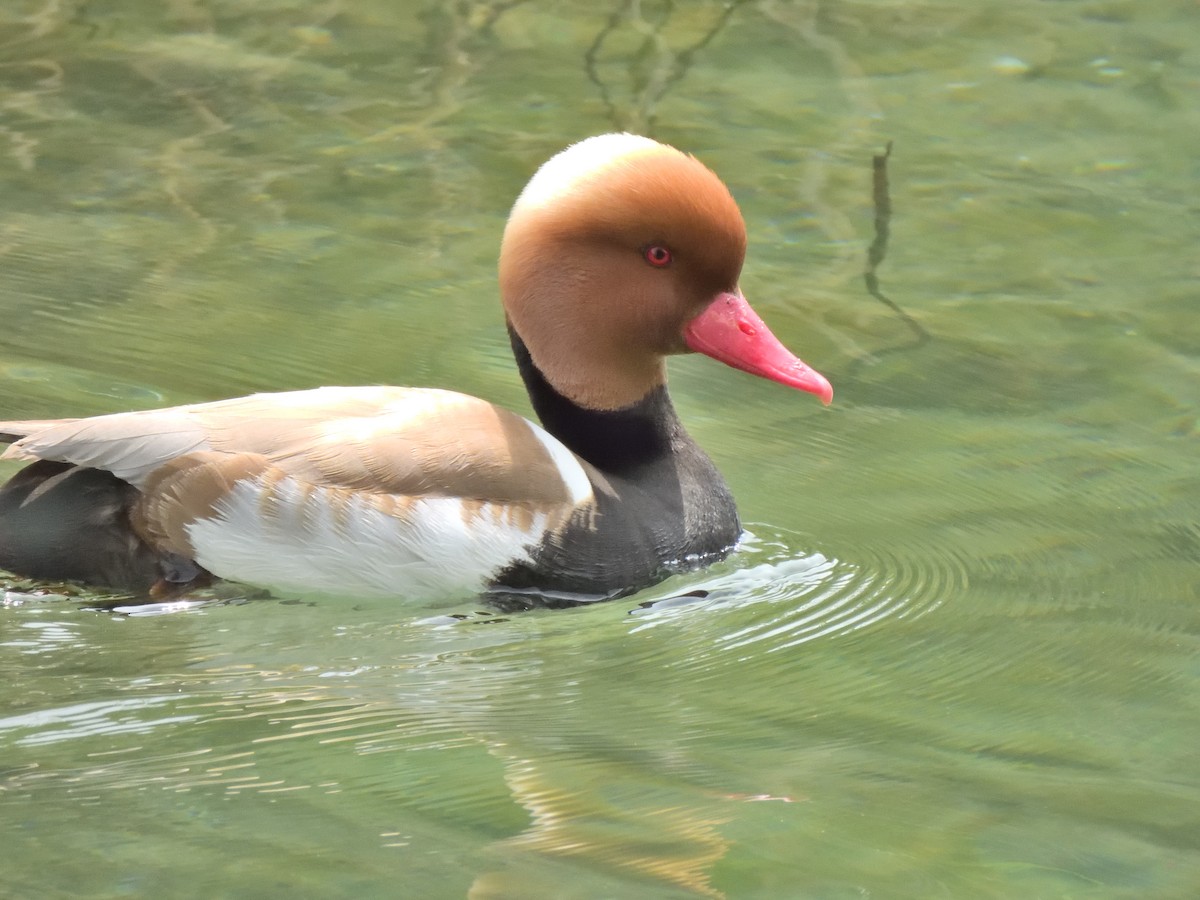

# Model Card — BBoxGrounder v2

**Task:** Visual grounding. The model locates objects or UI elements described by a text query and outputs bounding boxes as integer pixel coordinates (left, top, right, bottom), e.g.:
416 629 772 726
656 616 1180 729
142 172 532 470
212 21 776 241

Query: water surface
2 1 1198 897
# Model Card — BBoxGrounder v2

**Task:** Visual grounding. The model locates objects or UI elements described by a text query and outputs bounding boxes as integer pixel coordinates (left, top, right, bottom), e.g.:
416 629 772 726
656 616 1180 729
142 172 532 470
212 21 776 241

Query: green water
1 1 1197 896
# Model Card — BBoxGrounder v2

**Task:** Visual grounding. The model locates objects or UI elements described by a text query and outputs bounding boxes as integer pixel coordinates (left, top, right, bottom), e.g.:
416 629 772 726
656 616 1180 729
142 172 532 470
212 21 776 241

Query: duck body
0 134 831 603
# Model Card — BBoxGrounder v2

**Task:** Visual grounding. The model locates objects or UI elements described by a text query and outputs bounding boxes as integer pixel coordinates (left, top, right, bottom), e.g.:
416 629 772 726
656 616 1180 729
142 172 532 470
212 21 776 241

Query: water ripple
0 696 199 747
628 526 967 660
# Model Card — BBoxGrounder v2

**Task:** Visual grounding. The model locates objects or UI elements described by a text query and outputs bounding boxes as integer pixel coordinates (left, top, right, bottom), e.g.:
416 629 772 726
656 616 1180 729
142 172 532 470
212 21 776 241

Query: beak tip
785 363 833 405
818 378 834 406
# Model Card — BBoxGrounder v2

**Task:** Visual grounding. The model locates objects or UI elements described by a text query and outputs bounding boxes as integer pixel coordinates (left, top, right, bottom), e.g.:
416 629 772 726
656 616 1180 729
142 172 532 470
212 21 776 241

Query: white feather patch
186 476 545 601
523 420 592 506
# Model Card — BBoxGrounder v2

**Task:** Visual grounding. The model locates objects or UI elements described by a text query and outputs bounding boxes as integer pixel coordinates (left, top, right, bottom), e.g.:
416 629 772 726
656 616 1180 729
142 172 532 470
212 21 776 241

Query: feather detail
181 473 572 600
3 387 597 599
2 386 595 505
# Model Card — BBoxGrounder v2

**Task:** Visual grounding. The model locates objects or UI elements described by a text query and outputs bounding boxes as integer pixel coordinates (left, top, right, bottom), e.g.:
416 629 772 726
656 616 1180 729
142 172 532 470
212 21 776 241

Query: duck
0 133 832 604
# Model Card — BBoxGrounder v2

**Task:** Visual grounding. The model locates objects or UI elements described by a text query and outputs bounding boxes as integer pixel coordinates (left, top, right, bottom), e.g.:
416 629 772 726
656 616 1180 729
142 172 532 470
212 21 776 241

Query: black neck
498 324 741 599
508 324 681 474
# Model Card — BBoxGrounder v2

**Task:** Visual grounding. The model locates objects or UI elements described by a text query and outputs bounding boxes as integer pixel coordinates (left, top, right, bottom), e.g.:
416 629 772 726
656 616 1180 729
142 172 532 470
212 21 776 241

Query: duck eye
643 245 672 268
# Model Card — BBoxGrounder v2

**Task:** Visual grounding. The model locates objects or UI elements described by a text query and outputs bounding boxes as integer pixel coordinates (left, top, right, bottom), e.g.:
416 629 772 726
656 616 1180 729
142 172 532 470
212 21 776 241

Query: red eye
643 245 672 268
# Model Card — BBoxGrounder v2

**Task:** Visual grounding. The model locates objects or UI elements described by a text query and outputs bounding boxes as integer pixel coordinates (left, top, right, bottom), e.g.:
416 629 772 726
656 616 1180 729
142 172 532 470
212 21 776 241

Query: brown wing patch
257 398 583 506
458 496 574 535
6 388 593 537
134 451 273 557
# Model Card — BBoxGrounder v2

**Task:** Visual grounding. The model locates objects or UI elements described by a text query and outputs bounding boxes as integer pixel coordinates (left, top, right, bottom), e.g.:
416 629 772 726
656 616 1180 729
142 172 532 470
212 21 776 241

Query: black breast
491 329 741 604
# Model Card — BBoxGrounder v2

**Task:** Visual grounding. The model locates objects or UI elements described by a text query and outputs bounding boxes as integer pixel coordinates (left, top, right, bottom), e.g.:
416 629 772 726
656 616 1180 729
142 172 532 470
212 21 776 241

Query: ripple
0 617 90 655
628 525 968 655
0 696 199 747
0 360 165 404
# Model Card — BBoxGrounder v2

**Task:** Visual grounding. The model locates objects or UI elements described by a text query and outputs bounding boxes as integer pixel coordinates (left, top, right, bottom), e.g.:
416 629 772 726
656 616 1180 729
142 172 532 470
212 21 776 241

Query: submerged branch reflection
585 0 751 133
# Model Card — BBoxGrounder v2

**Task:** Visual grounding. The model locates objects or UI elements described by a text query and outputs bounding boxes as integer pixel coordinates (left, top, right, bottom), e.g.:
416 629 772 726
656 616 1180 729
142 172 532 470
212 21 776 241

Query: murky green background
2 1 1197 896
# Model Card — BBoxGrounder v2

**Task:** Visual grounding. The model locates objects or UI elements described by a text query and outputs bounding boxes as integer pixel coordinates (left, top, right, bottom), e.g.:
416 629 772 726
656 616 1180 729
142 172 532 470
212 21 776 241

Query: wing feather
1 386 594 507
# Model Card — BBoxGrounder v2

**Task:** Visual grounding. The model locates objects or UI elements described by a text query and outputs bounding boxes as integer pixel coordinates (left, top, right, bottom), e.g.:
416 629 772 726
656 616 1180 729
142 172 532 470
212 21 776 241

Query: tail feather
0 459 203 594
1 420 79 446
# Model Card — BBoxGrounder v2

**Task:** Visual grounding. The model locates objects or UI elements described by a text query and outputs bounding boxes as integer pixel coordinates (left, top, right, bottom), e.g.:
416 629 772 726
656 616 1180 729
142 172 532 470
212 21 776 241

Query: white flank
524 420 593 505
513 133 663 213
186 476 546 602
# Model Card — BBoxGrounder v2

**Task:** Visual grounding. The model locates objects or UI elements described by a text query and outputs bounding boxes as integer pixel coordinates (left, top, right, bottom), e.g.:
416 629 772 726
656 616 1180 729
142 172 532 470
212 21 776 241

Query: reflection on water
0 695 199 746
2 0 1199 896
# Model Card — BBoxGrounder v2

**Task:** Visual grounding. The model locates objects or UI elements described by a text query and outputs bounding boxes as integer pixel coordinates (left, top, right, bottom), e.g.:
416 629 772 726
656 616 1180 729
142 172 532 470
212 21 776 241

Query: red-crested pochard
0 133 831 604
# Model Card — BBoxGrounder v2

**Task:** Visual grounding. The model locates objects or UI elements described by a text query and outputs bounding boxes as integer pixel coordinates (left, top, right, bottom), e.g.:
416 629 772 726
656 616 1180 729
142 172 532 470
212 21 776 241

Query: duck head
499 133 832 411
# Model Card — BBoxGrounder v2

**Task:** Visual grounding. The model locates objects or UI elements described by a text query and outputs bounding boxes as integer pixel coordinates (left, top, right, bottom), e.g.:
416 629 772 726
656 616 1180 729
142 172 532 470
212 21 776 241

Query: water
1 1 1197 896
